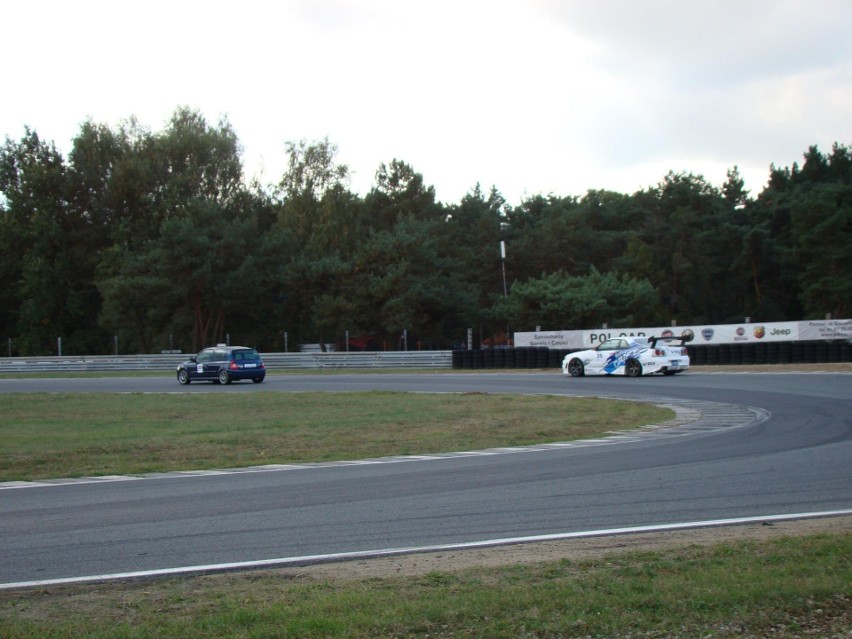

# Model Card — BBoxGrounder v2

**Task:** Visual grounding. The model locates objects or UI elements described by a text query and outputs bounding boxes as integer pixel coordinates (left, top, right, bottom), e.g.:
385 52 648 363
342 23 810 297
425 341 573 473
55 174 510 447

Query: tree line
1 107 849 356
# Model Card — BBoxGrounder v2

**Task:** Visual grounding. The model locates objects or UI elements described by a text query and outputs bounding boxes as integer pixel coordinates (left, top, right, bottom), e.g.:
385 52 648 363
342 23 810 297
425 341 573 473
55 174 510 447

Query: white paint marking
2 510 850 591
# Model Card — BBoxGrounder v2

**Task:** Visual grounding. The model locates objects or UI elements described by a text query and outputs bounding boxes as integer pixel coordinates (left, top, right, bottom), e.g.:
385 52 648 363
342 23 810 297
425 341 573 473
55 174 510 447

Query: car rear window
234 349 260 361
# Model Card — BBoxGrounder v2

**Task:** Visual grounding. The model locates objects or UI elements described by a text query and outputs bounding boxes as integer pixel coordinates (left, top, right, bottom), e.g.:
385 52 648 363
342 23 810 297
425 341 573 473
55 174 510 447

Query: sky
4 0 851 205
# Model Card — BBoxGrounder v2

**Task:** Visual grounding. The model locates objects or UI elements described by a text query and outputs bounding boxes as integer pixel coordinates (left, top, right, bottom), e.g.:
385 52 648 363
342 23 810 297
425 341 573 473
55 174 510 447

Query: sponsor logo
589 331 646 344
701 328 714 341
753 326 765 339
771 328 792 336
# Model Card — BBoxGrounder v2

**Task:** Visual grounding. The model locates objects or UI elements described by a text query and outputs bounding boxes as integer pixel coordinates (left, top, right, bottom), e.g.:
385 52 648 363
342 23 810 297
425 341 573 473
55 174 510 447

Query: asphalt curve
1 371 850 587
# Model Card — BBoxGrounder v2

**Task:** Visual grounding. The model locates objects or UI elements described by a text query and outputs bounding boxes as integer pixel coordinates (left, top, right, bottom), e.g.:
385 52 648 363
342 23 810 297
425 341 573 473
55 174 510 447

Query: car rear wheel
177 369 191 385
252 376 264 384
626 359 643 377
218 369 231 385
567 358 585 377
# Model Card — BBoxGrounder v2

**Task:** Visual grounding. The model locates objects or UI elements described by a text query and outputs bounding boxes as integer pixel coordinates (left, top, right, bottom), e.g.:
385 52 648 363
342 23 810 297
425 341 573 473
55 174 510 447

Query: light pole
500 241 509 346
500 241 508 297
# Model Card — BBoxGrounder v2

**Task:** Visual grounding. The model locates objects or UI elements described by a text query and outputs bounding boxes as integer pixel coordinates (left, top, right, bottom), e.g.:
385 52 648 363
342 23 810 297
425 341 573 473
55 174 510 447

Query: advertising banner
514 319 849 350
513 331 581 349
580 323 801 348
798 319 852 341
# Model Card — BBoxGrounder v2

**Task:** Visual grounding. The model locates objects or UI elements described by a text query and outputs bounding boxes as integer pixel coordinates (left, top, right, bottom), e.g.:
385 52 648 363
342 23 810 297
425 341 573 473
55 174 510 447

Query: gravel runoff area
258 362 852 581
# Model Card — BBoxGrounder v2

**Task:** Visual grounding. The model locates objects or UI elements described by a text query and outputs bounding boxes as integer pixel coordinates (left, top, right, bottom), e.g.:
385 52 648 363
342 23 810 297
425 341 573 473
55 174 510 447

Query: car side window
196 350 212 363
213 349 227 361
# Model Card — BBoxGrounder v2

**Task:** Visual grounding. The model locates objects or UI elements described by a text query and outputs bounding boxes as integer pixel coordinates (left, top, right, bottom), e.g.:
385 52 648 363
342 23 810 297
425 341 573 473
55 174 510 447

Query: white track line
2 510 850 590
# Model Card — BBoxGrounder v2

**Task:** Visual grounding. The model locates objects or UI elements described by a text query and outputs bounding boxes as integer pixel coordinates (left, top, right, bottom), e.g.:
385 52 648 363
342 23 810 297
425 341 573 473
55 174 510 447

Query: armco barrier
3 341 848 373
0 351 452 373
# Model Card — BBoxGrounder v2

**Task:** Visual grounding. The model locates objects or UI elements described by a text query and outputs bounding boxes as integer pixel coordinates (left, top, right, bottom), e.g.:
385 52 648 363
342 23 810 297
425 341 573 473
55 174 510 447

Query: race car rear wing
648 330 695 348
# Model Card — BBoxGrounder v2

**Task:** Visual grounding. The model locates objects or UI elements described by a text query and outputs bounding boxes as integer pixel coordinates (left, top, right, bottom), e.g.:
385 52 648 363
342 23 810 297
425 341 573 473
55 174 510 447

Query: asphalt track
1 371 850 588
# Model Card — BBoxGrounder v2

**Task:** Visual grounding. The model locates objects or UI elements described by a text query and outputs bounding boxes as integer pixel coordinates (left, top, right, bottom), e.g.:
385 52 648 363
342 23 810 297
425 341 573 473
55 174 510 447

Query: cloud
3 1 850 204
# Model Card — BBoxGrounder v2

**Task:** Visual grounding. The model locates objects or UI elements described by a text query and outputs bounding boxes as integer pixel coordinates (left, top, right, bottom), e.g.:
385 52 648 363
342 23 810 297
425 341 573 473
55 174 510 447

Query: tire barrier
688 345 706 365
483 348 495 368
493 348 505 368
451 340 850 369
728 343 742 365
828 341 842 362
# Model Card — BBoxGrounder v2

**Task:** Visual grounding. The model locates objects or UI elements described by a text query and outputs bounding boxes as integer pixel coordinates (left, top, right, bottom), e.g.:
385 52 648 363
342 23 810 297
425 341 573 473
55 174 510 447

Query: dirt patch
263 515 852 582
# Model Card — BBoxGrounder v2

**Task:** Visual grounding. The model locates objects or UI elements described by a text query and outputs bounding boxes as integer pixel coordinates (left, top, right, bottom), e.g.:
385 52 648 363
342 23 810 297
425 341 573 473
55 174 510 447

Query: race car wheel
251 376 264 384
218 369 232 385
625 359 643 377
567 358 585 377
177 369 191 385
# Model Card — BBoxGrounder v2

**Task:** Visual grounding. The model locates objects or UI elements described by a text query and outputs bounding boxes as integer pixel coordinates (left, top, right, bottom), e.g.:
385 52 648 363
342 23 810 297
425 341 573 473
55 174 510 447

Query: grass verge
0 392 671 481
1 533 848 638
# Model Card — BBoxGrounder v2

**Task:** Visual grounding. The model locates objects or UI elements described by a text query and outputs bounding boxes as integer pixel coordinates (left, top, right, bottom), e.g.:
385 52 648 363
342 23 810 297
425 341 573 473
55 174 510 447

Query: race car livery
562 334 691 377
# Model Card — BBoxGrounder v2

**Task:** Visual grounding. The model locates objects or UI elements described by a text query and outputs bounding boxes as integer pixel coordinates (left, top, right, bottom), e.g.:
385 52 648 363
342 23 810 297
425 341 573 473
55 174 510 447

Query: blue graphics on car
563 333 693 377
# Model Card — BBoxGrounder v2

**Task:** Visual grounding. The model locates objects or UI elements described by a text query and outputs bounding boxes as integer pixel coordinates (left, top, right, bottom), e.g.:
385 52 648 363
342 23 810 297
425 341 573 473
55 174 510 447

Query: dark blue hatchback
176 346 266 385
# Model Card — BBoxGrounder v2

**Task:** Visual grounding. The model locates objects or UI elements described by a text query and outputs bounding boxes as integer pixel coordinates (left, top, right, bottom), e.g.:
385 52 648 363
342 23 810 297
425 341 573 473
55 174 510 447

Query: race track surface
1 371 850 587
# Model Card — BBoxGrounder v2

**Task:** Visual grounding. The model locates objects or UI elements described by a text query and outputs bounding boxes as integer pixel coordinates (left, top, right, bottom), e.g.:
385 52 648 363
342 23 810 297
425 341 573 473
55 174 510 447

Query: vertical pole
58 337 62 357
500 241 509 345
500 241 508 297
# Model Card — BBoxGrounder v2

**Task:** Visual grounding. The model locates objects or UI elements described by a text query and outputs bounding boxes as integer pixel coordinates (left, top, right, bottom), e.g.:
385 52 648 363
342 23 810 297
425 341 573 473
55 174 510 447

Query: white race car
562 333 692 377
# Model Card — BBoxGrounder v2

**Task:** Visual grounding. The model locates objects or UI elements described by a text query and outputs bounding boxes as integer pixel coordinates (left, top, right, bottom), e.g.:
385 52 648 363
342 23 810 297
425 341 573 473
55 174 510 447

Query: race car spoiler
648 330 695 348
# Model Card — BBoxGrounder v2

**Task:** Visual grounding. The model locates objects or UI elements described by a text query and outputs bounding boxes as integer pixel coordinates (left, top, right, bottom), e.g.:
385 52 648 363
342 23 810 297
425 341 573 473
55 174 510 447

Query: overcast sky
4 0 851 204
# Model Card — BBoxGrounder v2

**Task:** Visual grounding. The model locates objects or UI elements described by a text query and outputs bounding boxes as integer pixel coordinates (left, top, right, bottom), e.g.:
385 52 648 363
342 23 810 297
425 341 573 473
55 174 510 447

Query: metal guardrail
0 351 453 373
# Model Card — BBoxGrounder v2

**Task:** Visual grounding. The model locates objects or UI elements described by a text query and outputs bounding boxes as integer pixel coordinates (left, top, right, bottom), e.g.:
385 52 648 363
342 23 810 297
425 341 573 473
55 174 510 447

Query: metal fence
4 340 848 374
0 351 453 373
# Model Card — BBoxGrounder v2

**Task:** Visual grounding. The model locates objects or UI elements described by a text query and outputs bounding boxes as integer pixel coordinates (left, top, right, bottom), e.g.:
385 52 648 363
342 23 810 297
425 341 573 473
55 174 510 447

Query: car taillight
230 361 239 370
654 349 665 356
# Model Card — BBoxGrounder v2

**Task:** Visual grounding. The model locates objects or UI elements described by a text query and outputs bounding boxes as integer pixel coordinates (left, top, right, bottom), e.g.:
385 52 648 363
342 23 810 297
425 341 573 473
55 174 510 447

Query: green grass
0 392 671 481
1 534 848 638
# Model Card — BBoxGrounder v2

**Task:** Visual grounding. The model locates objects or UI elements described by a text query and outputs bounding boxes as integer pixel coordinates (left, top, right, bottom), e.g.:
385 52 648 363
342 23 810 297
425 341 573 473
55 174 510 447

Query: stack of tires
453 339 850 370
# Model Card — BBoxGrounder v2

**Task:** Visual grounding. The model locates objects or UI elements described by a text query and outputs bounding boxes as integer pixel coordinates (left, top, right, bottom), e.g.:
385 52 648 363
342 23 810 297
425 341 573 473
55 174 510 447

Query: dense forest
1 107 850 356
